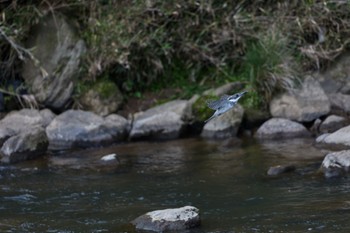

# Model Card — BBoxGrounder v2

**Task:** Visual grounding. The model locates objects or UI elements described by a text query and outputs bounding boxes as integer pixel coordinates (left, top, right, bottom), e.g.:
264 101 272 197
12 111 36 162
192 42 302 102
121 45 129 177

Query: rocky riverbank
2 13 350 180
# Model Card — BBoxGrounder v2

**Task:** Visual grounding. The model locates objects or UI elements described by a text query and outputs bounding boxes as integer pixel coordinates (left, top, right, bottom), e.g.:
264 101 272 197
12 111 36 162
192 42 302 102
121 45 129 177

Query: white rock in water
147 206 198 222
100 153 117 161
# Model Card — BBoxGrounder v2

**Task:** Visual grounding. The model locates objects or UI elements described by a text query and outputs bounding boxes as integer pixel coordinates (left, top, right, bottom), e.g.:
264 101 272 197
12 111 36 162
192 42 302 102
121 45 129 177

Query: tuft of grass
240 28 300 108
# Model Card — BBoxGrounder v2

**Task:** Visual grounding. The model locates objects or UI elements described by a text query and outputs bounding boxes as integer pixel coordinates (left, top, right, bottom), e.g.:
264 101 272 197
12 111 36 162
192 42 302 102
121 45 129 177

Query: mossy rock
192 94 217 122
79 80 123 116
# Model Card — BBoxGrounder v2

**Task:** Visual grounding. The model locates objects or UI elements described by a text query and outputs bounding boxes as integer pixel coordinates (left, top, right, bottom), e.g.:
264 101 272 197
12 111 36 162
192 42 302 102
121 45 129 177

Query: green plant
240 28 300 107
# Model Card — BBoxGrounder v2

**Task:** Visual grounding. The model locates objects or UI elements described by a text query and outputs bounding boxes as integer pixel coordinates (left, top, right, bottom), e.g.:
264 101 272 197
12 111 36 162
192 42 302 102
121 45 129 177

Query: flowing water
1 137 350 233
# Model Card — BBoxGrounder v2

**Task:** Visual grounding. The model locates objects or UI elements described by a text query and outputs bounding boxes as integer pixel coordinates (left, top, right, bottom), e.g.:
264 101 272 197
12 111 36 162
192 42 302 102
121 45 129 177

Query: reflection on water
0 137 350 232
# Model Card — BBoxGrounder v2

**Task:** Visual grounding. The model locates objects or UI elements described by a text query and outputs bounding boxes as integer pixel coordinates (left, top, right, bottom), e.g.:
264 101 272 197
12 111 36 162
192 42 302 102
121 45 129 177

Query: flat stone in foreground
131 206 200 232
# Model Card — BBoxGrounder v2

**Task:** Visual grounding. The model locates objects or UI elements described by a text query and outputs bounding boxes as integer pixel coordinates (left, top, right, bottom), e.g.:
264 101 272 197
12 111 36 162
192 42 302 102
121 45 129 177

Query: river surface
1 137 350 233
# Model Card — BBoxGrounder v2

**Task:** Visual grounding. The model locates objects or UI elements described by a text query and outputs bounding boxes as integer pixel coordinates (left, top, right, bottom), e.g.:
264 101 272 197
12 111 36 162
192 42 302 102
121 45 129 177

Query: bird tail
204 114 216 123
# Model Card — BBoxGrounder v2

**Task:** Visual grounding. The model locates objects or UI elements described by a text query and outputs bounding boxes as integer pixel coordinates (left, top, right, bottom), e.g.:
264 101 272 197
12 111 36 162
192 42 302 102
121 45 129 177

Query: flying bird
205 91 247 123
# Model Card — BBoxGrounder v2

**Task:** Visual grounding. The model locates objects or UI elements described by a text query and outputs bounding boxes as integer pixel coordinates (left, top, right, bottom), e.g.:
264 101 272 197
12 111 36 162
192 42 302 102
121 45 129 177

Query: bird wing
206 94 229 110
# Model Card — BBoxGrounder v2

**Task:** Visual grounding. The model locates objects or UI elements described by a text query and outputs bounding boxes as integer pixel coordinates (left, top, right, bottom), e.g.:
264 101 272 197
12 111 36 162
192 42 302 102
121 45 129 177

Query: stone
316 125 350 149
201 104 244 138
318 52 350 94
79 81 123 116
327 93 350 115
131 206 200 232
255 118 311 139
21 13 86 110
0 109 52 145
267 165 296 176
130 100 191 140
46 110 129 150
321 150 350 178
310 118 322 135
270 76 330 122
100 153 118 161
1 126 48 164
319 115 348 134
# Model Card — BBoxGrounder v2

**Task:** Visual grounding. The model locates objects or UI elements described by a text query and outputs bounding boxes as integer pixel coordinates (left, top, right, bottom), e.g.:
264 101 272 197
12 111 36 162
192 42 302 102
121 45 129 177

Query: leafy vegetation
1 0 350 110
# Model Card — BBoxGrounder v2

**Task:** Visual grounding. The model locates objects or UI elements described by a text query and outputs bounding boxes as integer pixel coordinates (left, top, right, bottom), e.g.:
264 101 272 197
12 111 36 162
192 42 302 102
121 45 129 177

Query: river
1 137 349 232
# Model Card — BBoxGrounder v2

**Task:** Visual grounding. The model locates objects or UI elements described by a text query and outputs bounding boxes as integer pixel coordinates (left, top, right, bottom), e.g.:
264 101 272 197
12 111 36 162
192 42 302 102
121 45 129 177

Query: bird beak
239 91 248 96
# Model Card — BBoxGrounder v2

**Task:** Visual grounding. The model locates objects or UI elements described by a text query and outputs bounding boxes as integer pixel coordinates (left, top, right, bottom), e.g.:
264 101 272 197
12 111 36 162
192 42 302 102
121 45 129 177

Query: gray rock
270 76 330 122
0 109 52 145
310 118 322 135
21 13 86 110
201 104 244 138
130 100 191 140
79 83 123 116
318 52 350 94
255 118 311 139
131 206 200 232
316 125 350 148
321 150 350 178
327 93 350 115
267 165 296 176
1 126 48 164
319 115 348 134
46 110 129 150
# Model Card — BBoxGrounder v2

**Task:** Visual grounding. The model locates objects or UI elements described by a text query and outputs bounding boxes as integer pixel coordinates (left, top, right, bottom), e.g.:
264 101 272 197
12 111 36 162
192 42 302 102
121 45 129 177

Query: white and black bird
205 91 247 123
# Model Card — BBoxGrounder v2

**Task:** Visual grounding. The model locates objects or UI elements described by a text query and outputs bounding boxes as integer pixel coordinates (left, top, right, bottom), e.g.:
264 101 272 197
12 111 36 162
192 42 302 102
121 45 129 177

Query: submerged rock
1 126 48 163
131 206 200 232
255 118 311 139
270 76 330 122
46 110 129 150
130 100 191 140
201 104 244 138
267 165 296 176
321 150 350 178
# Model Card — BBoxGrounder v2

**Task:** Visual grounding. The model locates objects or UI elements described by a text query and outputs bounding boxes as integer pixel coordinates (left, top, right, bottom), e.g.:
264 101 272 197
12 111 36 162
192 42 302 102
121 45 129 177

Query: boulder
21 13 86 110
316 125 350 149
321 150 350 178
131 206 200 232
79 80 123 116
46 110 129 150
0 109 54 145
319 115 348 134
327 93 350 115
255 118 311 139
1 126 48 163
201 104 244 138
130 100 191 140
270 76 330 122
318 52 350 94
